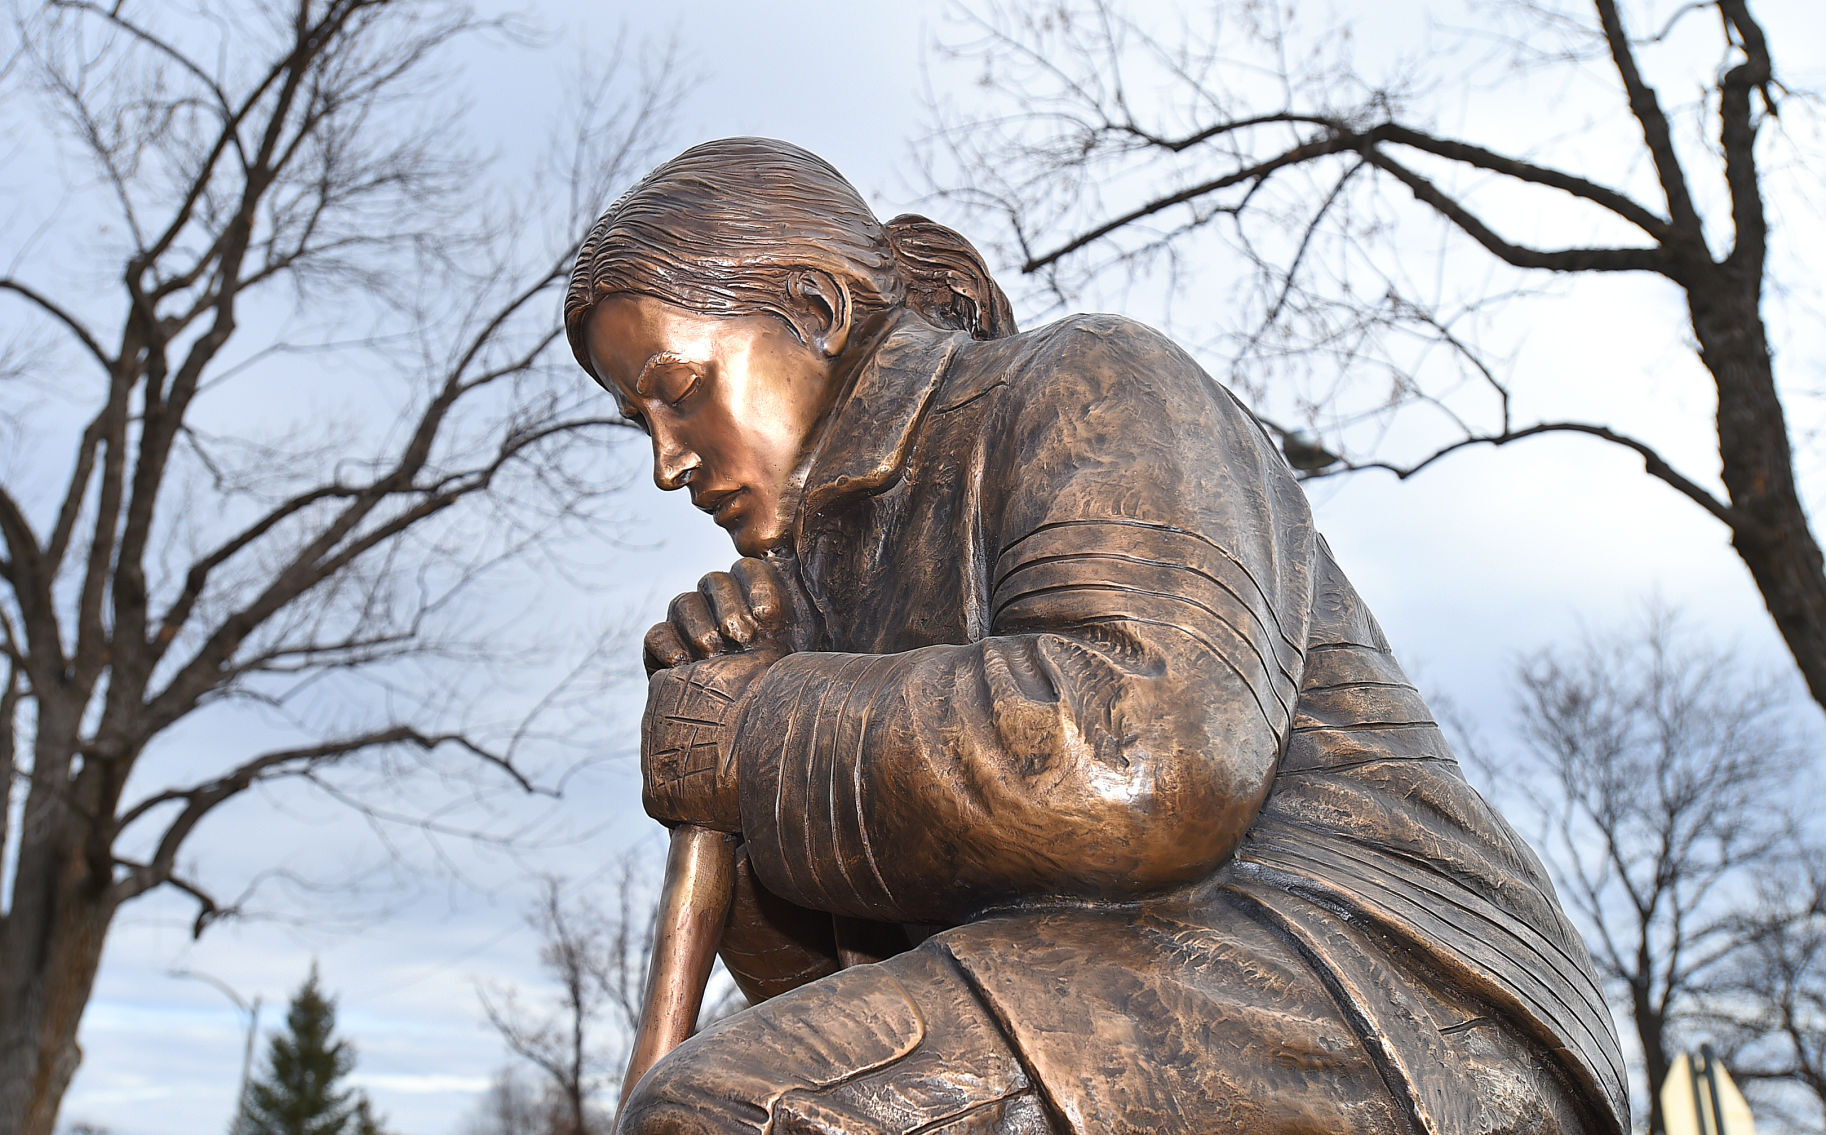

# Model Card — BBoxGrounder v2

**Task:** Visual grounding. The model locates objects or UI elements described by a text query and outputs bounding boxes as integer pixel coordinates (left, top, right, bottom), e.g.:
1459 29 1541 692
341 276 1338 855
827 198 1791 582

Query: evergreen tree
350 1098 385 1135
232 967 387 1135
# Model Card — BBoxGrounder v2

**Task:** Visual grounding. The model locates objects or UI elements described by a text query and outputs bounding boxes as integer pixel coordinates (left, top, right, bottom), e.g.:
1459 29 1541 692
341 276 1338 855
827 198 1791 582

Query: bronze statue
565 138 1629 1135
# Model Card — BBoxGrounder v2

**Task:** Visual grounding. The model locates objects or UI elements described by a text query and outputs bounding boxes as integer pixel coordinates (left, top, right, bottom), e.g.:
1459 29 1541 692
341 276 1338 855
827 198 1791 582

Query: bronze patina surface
566 137 1629 1135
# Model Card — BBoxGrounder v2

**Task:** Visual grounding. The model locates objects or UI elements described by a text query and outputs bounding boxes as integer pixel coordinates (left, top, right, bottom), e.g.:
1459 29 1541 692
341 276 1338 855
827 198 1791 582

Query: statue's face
584 293 842 556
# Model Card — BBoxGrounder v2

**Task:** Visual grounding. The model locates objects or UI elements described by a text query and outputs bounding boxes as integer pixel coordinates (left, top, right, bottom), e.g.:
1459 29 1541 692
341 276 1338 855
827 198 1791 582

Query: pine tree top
232 965 386 1135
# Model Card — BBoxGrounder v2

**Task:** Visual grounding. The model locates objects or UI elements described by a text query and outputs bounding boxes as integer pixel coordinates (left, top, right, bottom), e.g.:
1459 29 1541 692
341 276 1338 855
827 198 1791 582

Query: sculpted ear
785 269 852 358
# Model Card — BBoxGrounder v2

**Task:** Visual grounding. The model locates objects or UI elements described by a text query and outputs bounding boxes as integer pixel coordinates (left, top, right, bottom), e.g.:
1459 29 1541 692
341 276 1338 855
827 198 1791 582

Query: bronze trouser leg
617 898 1587 1135
615 910 1413 1135
615 944 1056 1135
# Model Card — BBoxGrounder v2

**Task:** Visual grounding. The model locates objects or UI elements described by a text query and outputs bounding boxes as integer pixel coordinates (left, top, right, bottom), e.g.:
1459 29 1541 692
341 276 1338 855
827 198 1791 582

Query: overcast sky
28 0 1826 1133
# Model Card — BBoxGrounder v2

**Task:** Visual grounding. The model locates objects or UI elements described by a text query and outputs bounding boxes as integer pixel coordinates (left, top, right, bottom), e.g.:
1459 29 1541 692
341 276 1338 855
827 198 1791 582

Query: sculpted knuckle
749 591 782 623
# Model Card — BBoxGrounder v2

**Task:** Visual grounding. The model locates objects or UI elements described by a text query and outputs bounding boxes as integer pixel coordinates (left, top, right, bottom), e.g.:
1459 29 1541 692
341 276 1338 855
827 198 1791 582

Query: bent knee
617 1037 769 1135
615 949 965 1134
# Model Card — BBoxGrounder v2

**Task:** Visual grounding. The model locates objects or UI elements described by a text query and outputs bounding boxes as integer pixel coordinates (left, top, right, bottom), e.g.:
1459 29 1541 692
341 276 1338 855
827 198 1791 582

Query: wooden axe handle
620 824 739 1107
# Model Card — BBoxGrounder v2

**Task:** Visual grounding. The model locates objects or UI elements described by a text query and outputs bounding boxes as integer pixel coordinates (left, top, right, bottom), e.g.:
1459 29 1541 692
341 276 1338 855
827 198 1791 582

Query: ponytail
884 214 1016 341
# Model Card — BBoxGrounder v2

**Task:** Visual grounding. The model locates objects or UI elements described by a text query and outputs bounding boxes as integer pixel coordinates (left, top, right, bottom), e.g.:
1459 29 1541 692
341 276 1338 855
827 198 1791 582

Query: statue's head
565 137 1013 556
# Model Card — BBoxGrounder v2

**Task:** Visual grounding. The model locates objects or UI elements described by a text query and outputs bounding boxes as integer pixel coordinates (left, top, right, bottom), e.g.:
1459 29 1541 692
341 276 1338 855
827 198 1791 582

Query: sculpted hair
564 137 1014 377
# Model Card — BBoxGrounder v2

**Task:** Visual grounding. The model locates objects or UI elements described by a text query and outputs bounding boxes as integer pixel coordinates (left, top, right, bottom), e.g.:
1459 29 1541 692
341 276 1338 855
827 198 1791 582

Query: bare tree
0 4 681 1134
479 871 656 1135
460 1067 549 1135
1483 610 1815 1135
1697 862 1826 1132
926 0 1826 710
478 863 746 1135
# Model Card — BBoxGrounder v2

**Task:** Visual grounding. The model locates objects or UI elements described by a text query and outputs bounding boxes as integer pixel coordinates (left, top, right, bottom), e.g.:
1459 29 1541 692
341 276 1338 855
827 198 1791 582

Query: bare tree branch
928 0 1826 710
0 655 20 903
1021 128 1362 272
0 3 683 1128
1102 112 1671 239
0 279 113 370
1321 420 1733 526
107 856 226 938
479 868 668 1135
143 411 621 735
1357 147 1669 274
1370 125 1671 240
1717 0 1773 277
1498 609 1814 1135
1592 0 1706 246
45 416 104 576
111 726 538 907
0 481 65 690
41 1 234 114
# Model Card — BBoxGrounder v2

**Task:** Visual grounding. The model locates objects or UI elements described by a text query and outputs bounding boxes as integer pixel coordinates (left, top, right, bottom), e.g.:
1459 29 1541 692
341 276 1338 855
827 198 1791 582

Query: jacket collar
793 311 963 543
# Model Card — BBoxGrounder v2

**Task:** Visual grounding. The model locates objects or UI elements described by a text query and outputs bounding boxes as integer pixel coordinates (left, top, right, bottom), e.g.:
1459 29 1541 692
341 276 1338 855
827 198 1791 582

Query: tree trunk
0 731 117 1135
565 1086 588 1135
1690 276 1826 710
1635 991 1670 1135
0 885 114 1135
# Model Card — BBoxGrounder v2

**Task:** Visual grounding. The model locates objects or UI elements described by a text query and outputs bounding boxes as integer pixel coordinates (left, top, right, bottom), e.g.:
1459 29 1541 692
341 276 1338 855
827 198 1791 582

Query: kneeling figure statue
564 137 1629 1135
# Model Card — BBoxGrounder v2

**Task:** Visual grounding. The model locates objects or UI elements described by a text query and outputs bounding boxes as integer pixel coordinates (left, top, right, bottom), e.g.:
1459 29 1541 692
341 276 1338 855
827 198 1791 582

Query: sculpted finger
668 591 723 658
643 622 692 674
731 557 788 632
700 571 756 647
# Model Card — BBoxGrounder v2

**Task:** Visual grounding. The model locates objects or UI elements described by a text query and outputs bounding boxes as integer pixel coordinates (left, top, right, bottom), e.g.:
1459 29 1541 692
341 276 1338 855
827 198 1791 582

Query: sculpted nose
652 430 699 491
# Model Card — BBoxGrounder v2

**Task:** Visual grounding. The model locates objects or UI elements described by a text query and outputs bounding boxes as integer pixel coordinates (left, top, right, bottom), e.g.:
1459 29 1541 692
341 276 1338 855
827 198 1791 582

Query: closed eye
648 364 700 408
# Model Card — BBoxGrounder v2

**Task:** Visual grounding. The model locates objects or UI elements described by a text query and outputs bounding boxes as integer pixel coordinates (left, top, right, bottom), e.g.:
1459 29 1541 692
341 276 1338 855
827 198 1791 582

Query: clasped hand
640 557 804 831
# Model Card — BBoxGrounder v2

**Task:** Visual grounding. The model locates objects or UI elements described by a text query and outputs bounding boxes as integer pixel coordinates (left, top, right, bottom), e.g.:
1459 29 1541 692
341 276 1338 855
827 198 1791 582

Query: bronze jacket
723 311 1628 1135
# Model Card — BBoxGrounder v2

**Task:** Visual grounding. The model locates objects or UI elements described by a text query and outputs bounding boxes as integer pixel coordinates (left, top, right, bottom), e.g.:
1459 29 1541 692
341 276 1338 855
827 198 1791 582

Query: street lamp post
170 968 262 1126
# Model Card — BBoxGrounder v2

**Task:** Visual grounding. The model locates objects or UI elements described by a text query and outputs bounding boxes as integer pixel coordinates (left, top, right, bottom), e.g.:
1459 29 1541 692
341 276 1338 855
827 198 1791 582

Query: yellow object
1662 1049 1755 1135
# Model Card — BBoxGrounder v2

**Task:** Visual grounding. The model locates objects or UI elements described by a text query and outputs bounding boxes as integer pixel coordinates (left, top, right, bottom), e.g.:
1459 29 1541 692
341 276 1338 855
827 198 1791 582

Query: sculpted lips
692 486 745 524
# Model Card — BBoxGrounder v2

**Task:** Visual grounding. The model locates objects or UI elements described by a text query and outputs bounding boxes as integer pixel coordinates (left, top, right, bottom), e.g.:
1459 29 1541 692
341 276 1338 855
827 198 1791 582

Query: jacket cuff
735 651 905 920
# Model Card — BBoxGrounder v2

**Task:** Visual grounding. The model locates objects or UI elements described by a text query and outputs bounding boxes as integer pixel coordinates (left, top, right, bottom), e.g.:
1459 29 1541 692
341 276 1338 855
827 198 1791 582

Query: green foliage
232 967 387 1135
351 1098 385 1135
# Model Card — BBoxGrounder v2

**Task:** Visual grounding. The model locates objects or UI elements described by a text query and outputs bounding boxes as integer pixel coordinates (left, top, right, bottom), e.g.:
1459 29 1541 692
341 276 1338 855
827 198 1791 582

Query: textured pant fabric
615 919 1414 1135
617 946 1048 1134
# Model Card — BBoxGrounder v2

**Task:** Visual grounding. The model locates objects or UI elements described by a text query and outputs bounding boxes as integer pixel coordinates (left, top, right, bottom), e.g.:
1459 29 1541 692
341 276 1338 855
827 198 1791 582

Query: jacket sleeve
734 317 1317 924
